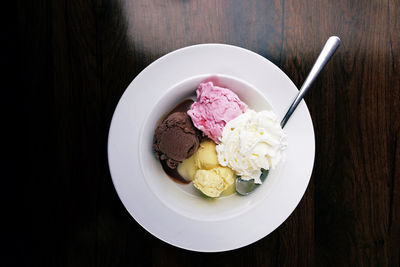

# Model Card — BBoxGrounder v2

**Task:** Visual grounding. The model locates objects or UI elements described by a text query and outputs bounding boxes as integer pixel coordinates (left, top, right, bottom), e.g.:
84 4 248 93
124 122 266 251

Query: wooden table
18 0 399 266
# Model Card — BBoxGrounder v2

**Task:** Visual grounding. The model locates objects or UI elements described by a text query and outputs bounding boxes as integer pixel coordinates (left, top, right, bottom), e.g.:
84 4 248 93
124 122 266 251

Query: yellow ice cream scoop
193 167 234 198
177 140 235 197
178 140 219 180
193 140 219 170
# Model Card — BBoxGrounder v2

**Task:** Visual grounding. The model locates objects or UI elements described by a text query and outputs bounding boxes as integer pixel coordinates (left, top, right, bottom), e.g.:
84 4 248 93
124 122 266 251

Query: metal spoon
236 36 341 196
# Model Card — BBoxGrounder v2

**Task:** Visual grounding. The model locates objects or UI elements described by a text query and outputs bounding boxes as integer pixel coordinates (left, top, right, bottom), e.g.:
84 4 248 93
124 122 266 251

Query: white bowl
107 44 315 252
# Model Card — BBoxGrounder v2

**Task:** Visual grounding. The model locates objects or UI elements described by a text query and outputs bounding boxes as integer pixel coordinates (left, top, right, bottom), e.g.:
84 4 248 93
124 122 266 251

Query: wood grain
17 0 400 266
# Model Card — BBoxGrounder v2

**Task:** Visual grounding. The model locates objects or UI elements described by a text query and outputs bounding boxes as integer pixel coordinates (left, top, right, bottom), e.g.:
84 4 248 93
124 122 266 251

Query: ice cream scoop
187 81 247 143
193 167 235 198
177 140 235 197
153 112 201 169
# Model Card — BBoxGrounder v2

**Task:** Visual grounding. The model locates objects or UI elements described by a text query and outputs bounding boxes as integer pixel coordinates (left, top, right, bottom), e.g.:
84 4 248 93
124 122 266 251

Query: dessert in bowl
139 74 287 221
107 43 315 252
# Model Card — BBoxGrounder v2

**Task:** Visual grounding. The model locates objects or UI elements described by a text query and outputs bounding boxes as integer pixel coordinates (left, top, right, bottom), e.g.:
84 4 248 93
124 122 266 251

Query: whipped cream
216 109 287 184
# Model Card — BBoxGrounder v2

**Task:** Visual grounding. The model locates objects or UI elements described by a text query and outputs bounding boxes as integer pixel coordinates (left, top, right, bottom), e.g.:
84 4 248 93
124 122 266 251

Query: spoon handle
280 36 341 128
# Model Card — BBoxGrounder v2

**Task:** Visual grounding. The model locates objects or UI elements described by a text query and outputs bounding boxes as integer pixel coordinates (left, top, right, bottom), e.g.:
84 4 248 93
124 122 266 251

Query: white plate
107 44 315 252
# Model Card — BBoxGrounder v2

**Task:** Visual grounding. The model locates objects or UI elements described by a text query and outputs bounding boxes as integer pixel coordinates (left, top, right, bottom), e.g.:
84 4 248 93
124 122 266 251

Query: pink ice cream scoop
187 81 247 143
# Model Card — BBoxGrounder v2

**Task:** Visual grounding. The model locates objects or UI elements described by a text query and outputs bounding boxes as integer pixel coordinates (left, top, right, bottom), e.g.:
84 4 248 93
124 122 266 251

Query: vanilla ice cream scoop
193 167 234 198
216 109 287 184
177 140 235 197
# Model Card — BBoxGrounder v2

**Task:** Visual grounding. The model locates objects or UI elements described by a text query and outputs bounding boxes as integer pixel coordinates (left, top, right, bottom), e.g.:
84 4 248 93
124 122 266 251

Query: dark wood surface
15 0 399 266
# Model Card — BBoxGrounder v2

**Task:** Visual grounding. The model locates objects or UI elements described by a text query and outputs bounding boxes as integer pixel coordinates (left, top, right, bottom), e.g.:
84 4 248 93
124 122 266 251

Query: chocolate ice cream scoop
153 112 201 169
